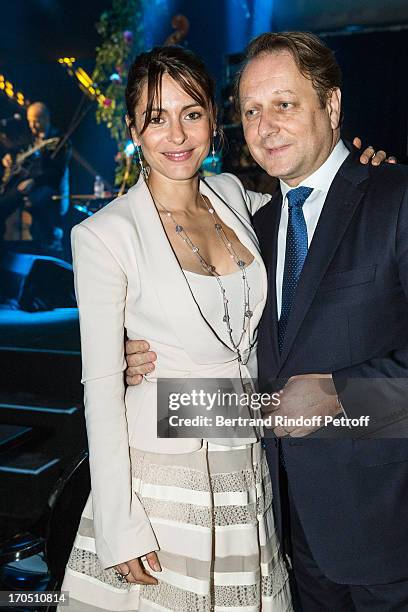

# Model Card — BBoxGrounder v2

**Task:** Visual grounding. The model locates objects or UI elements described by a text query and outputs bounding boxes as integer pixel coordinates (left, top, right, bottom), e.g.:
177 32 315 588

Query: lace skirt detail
60 441 292 611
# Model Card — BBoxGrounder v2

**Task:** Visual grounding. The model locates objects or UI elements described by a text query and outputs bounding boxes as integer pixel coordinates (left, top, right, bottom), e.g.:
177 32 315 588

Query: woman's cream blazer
71 173 271 569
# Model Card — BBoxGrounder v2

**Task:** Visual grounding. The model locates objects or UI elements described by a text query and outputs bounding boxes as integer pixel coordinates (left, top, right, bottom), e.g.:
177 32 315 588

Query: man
0 101 70 250
125 33 407 610
235 32 408 611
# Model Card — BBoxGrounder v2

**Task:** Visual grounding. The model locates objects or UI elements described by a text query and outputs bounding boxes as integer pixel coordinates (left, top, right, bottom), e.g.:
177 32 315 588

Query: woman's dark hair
126 46 217 135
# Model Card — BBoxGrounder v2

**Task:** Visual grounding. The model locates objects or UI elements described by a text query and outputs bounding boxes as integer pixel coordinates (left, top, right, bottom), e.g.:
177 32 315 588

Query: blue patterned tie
278 186 313 353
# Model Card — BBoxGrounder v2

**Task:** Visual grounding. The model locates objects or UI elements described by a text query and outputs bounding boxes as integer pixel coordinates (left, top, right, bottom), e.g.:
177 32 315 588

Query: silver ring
117 569 131 580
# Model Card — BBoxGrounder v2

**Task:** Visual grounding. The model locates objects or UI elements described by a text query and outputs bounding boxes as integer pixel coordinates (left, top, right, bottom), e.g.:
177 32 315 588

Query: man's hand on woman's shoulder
353 137 397 166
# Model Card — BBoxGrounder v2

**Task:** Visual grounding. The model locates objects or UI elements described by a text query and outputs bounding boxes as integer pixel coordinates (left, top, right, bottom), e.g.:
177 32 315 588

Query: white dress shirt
276 139 350 318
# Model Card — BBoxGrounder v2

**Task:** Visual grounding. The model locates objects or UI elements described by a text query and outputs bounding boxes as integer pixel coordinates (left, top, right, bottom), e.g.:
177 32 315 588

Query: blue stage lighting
125 141 135 156
201 154 222 176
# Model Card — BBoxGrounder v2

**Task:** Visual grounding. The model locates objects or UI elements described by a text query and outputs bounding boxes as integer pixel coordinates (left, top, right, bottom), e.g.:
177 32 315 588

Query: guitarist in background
0 101 70 252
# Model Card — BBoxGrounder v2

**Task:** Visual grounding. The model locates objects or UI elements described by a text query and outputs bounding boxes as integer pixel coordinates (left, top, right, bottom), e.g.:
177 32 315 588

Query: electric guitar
1 137 60 195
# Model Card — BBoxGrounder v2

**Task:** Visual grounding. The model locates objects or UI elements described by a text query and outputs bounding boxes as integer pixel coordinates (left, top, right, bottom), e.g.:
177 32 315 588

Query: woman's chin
152 164 202 182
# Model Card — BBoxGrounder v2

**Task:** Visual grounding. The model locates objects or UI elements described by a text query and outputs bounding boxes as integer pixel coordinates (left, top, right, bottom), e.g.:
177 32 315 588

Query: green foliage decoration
93 0 145 189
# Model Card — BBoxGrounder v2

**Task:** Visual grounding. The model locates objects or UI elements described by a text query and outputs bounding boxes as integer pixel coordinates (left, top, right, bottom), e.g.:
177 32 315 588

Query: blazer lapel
278 163 368 369
127 177 266 364
200 178 268 335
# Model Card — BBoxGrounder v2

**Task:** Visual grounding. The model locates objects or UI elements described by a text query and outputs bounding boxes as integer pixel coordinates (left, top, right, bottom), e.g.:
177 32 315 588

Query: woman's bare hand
114 551 161 585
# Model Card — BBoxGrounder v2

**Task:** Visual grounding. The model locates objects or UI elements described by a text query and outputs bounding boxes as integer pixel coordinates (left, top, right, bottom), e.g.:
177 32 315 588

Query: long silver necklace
149 186 253 364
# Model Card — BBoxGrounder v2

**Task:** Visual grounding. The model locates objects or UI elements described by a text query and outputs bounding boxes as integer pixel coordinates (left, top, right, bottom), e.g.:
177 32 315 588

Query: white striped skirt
60 441 292 611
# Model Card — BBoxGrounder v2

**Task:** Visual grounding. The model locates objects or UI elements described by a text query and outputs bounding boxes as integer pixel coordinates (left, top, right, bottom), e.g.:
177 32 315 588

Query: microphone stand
50 93 113 192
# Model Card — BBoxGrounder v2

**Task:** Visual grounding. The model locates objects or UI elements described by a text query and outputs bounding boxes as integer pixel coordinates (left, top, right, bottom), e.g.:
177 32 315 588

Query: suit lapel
278 162 369 369
259 191 282 366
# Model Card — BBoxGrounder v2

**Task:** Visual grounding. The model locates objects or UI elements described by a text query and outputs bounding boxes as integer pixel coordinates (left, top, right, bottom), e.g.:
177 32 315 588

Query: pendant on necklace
150 185 253 365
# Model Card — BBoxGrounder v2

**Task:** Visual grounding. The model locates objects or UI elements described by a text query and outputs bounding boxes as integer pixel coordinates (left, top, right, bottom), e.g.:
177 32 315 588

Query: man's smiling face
239 51 341 186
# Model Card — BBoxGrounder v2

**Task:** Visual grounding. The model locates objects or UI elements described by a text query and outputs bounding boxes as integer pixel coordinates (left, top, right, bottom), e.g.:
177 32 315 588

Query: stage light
76 67 92 84
226 0 273 52
58 57 75 67
124 141 135 156
58 58 109 108
75 68 93 88
201 153 222 176
0 74 29 107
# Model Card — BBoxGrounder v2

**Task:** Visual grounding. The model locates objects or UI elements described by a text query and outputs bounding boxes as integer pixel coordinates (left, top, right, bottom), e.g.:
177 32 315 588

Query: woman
59 46 383 611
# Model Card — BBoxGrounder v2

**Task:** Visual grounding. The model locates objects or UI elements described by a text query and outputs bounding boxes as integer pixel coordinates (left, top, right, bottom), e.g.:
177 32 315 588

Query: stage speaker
0 250 76 311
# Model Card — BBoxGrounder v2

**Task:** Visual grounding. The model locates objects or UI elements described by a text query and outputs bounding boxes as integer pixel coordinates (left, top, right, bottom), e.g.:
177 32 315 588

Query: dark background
0 0 407 193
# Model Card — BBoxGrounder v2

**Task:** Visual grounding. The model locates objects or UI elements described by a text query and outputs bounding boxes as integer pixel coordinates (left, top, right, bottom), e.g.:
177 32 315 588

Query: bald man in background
0 101 70 251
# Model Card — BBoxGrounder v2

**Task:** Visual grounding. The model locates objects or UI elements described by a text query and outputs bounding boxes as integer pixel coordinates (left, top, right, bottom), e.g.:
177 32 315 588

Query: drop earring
136 144 148 180
211 129 217 168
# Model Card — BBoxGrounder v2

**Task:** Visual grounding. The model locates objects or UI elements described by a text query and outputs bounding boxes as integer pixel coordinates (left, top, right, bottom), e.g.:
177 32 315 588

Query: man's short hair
235 31 342 113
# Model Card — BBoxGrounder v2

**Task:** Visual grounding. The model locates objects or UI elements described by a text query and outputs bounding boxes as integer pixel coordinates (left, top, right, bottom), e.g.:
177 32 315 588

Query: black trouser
0 185 60 247
0 186 24 236
288 489 408 611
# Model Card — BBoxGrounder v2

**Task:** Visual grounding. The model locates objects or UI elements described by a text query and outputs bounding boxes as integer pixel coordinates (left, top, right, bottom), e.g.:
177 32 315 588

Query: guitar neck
1 137 59 191
17 138 59 164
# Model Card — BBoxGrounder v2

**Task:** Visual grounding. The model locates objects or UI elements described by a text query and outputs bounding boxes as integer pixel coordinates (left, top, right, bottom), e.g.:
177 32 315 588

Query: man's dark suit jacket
253 149 408 585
